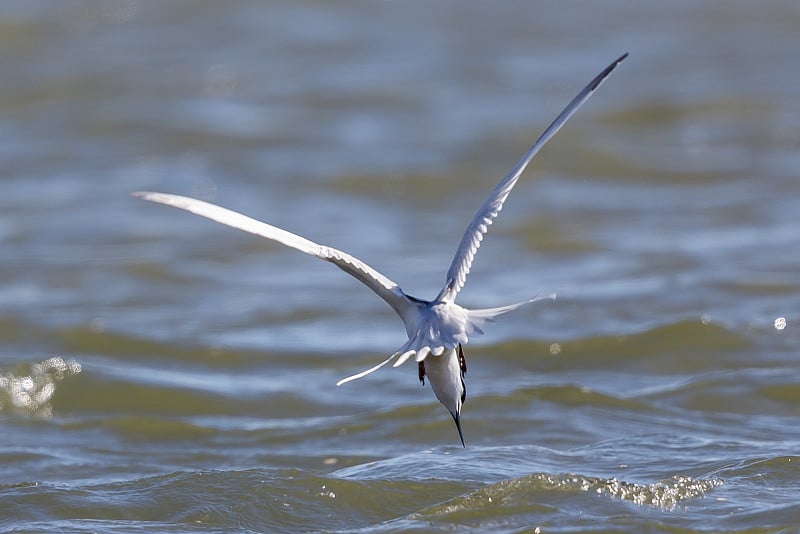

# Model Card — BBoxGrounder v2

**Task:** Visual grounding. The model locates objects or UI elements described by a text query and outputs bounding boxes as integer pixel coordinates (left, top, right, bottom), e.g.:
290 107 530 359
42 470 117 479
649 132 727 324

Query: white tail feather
392 349 416 368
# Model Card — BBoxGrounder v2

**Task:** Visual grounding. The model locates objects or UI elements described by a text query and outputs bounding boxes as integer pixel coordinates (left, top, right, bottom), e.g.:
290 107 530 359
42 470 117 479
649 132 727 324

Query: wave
0 356 81 416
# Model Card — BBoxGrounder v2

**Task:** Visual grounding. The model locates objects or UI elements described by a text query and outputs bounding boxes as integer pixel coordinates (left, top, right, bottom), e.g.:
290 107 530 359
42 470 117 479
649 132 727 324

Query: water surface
1 1 799 532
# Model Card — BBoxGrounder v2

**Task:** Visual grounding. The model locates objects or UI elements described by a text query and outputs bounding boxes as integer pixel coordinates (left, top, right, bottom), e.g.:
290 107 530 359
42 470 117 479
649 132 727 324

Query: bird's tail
466 292 556 334
336 336 419 386
336 292 555 387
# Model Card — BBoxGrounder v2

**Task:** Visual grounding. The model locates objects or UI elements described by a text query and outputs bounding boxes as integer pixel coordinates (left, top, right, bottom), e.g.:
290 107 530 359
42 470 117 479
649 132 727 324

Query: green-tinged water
1 1 799 532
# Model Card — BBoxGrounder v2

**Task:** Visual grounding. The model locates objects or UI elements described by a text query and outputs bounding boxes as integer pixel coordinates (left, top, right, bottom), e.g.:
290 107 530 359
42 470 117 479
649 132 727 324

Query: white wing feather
133 192 418 321
439 53 628 303
135 55 625 388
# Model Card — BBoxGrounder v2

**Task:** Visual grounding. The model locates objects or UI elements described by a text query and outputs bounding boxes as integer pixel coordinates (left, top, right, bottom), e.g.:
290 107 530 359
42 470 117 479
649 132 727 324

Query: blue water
1 1 799 532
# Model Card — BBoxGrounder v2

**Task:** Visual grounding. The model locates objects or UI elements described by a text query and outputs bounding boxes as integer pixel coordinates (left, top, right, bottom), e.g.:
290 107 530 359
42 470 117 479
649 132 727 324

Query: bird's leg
418 360 425 385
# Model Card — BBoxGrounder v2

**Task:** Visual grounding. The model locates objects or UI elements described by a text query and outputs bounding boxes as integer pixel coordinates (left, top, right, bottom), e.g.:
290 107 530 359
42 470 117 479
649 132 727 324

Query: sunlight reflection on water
0 357 81 415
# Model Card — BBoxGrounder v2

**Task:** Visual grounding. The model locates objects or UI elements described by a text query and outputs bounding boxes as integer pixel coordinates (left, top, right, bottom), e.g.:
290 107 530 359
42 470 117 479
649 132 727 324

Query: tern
135 53 626 446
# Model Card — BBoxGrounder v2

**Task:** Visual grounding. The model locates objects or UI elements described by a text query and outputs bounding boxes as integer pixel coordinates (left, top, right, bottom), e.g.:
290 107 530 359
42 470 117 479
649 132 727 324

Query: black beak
451 412 465 448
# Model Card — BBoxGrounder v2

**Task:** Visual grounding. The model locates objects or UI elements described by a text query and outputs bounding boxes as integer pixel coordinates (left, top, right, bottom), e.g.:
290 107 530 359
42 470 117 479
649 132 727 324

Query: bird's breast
423 347 465 416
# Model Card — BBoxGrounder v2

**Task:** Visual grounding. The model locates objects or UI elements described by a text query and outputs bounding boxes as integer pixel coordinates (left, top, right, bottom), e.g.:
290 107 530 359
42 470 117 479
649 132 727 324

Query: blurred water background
1 1 799 532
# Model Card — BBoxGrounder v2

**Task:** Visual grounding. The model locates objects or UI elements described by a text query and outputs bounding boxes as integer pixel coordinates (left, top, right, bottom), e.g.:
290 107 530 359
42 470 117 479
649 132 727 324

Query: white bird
135 53 626 447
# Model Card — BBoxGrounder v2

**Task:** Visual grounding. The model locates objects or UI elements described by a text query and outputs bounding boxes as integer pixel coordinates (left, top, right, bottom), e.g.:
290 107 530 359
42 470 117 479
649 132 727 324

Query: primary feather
132 191 421 326
439 52 628 303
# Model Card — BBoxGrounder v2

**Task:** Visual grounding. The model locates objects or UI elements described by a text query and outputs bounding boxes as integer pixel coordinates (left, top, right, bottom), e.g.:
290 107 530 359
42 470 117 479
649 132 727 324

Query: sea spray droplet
0 356 82 414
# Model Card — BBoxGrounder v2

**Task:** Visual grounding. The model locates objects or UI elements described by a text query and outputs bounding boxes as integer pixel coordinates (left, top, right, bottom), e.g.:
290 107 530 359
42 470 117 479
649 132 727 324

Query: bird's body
135 53 626 446
422 345 467 444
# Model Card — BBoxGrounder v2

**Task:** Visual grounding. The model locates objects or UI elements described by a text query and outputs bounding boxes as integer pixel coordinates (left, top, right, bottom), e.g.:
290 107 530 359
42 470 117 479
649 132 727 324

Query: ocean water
1 1 799 532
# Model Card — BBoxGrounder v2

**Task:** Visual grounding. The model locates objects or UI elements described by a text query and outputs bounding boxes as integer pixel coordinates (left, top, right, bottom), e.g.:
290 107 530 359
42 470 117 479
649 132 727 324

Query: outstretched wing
438 53 628 303
134 192 419 321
